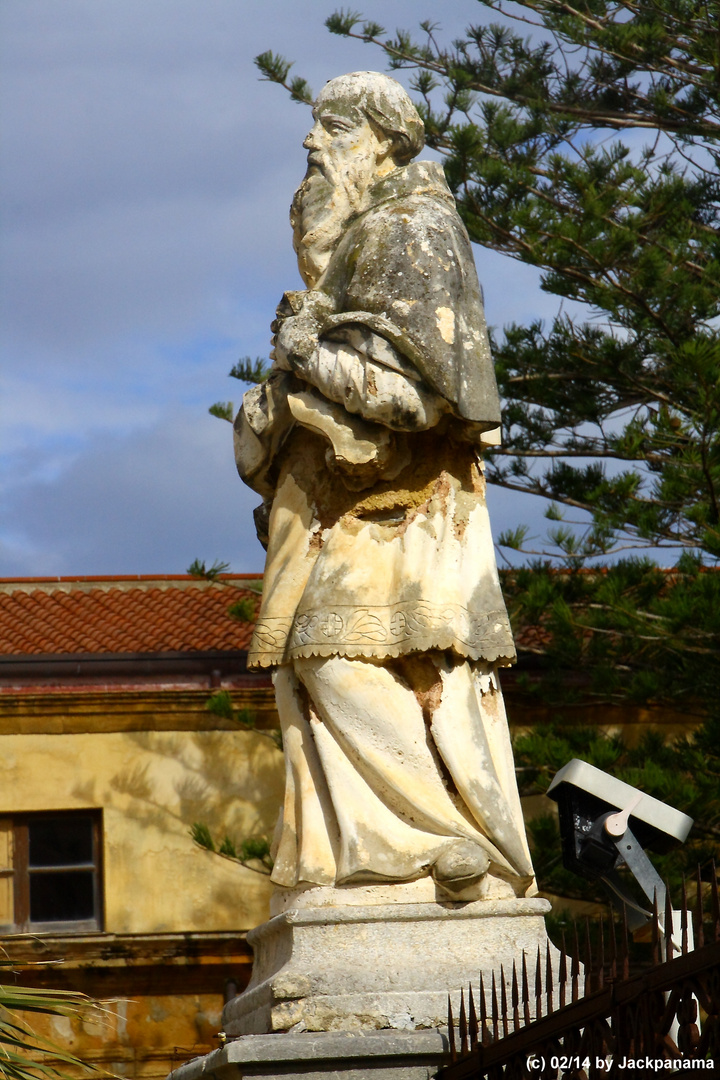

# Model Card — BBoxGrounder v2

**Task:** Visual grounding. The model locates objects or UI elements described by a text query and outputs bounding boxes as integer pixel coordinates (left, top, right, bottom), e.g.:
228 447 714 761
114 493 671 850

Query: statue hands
271 290 335 373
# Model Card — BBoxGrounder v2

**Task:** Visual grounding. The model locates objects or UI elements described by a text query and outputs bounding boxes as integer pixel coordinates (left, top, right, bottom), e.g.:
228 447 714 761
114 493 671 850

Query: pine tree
258 0 720 564
255 2 720 905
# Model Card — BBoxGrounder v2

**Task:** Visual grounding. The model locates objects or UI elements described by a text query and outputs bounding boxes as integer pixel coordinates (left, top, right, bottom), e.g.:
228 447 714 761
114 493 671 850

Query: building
0 574 284 1078
0 571 699 1075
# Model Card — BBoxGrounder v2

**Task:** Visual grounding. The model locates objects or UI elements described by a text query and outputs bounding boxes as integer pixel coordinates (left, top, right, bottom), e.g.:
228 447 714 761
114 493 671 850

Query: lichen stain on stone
435 306 455 344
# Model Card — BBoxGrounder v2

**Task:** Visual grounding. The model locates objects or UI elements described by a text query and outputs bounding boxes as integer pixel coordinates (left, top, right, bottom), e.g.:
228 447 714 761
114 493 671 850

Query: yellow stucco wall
0 729 284 933
12 990 226 1079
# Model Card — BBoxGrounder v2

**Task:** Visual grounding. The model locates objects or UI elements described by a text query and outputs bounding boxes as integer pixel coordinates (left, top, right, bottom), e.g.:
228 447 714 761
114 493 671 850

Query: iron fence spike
447 994 456 1062
459 987 468 1057
652 889 661 966
500 964 509 1038
559 931 568 1008
521 950 531 1026
511 959 520 1030
572 923 581 1002
491 970 500 1042
535 945 543 1019
438 901 718 1078
479 971 490 1046
468 982 478 1050
664 879 675 962
545 940 554 1013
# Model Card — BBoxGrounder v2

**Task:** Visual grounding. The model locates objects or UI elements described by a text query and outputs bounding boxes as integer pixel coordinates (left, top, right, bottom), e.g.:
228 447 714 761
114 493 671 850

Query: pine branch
186 558 231 580
229 357 270 384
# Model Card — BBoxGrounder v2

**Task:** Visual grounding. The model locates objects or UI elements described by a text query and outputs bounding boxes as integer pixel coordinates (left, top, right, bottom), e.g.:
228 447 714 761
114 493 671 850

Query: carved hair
316 71 425 165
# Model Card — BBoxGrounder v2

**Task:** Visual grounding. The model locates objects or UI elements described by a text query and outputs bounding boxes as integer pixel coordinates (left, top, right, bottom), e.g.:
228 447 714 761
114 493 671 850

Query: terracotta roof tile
0 572 561 659
0 576 261 656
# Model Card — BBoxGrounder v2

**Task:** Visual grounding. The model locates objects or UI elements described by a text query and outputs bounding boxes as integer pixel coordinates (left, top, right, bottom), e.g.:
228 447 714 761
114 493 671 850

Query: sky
0 0 563 577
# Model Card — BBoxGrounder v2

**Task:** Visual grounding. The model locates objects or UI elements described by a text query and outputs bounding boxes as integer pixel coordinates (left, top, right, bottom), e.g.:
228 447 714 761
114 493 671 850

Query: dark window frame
2 811 103 934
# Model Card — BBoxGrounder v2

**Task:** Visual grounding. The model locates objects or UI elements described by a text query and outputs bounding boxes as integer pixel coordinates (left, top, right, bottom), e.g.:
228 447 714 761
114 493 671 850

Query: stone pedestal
168 1030 450 1080
222 896 554 1035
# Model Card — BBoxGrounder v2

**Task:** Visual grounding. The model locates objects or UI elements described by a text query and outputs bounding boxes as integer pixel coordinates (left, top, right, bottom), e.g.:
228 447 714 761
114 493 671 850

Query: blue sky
0 0 562 576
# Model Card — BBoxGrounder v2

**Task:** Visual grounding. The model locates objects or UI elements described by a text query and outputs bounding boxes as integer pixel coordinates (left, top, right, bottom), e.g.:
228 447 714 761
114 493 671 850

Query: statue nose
303 122 323 150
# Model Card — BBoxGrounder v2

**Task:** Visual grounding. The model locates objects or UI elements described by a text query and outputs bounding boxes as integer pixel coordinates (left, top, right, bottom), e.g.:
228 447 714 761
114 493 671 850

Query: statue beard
291 157 377 289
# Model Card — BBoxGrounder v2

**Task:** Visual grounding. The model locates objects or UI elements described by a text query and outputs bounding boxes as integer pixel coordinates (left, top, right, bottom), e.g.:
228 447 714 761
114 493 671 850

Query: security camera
547 759 693 932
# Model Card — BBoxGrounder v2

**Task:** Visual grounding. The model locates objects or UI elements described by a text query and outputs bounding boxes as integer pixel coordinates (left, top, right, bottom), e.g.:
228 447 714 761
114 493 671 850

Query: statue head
292 72 424 287
310 71 424 168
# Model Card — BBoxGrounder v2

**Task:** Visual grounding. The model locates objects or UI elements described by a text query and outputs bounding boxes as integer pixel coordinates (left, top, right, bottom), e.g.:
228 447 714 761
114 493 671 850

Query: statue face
292 88 396 288
302 100 393 187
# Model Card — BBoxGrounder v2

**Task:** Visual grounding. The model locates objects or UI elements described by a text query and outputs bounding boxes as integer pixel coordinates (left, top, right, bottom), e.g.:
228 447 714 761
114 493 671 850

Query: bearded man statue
235 71 535 904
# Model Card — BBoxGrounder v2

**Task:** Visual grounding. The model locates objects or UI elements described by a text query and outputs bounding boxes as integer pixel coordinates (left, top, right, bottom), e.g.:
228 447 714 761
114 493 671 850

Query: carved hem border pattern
248 601 517 667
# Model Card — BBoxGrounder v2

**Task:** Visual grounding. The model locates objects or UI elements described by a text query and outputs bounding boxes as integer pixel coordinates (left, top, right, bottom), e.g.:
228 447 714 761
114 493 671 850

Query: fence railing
439 866 720 1078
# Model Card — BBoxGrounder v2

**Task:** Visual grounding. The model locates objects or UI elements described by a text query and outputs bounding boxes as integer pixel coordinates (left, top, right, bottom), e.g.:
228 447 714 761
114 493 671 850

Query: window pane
29 870 94 923
29 818 93 867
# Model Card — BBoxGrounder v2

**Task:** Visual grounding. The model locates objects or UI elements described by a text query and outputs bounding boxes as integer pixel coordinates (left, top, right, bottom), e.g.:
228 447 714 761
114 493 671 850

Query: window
0 812 103 933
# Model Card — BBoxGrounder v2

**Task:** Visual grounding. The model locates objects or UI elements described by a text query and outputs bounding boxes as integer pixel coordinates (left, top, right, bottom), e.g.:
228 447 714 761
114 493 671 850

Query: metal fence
439 867 720 1078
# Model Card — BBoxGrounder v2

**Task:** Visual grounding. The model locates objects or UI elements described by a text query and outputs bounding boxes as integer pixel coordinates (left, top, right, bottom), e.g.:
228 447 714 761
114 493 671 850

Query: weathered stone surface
168 1029 449 1080
222 898 555 1035
157 79 566 1080
232 70 536 902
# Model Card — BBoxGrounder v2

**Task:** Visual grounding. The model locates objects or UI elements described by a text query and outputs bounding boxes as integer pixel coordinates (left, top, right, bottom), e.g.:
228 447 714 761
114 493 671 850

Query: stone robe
235 160 535 892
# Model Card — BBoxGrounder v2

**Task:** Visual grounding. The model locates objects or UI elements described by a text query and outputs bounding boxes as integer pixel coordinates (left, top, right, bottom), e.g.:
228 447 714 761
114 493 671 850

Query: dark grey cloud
0 0 560 575
1 409 265 576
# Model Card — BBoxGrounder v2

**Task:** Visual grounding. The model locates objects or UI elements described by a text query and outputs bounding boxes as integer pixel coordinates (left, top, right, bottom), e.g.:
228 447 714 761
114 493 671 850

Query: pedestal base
222 897 554 1035
168 1030 450 1080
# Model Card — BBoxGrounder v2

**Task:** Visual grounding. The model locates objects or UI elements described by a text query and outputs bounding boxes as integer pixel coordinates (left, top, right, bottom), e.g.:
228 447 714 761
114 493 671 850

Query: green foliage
325 10 363 36
504 560 720 902
207 359 270 427
266 1 720 565
234 707 256 729
190 821 216 852
227 598 256 623
190 571 278 745
204 690 235 722
204 693 282 750
503 559 720 711
517 719 720 904
239 837 272 864
196 692 282 874
497 525 530 551
228 357 270 384
208 402 234 423
254 51 313 104
191 826 273 875
251 6 720 910
0 960 109 1079
254 50 292 87
186 558 231 580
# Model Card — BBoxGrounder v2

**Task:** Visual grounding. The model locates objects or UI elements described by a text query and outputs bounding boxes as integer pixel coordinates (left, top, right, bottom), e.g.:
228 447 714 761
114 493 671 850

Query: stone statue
235 71 535 904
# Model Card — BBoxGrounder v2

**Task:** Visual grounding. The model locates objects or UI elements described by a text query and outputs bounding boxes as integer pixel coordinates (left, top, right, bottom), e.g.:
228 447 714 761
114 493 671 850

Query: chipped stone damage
232 70 535 906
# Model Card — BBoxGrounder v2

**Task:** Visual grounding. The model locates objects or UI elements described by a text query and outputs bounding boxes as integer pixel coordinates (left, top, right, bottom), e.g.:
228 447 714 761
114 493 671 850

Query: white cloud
1 408 265 576
0 0 561 575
